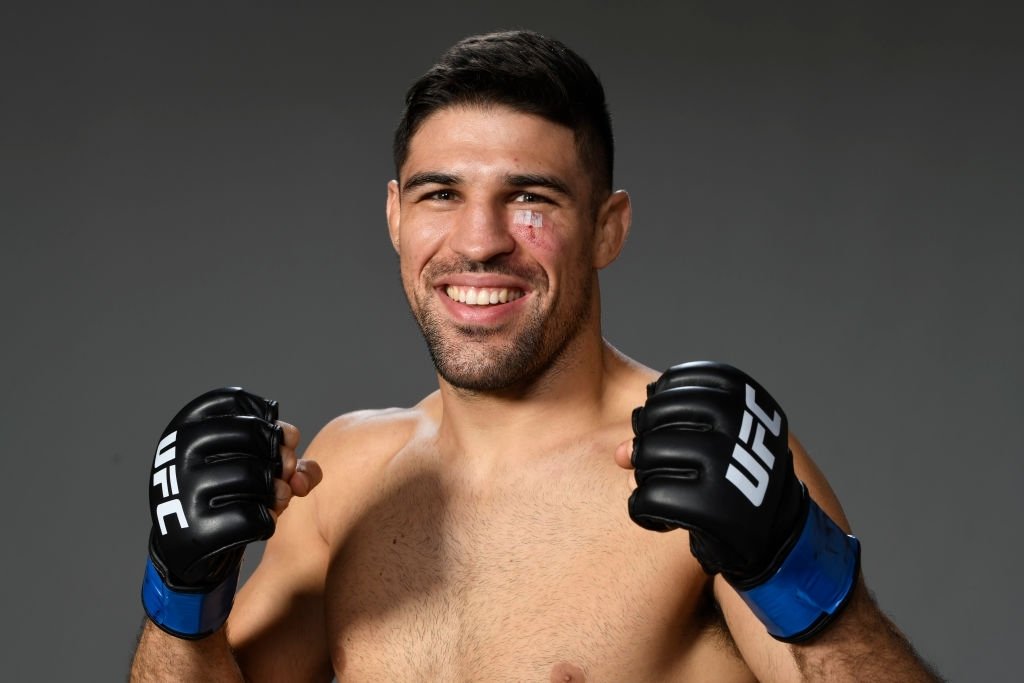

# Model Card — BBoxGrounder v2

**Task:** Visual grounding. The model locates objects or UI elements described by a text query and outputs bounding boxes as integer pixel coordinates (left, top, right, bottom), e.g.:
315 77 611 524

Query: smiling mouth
444 285 526 306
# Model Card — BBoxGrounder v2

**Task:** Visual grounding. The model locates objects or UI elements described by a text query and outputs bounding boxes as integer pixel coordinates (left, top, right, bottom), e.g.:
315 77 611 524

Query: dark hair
393 30 614 195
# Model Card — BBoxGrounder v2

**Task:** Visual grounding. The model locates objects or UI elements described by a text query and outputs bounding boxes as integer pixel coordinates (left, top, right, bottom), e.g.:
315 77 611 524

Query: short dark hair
393 30 614 196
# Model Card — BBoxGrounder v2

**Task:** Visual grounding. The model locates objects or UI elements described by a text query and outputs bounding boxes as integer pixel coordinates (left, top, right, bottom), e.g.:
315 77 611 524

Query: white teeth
444 285 524 306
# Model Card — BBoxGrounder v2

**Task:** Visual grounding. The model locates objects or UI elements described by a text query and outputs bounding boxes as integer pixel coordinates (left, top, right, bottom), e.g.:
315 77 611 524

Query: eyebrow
400 171 574 199
402 172 462 193
505 173 573 199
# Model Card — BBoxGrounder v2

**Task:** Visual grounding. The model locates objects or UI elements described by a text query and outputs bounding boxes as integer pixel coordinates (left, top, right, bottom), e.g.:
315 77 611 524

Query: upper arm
226 419 351 682
228 499 333 680
713 433 852 681
225 408 417 682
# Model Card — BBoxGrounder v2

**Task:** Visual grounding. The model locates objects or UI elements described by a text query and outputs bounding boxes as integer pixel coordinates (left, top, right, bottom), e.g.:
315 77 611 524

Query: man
131 31 939 681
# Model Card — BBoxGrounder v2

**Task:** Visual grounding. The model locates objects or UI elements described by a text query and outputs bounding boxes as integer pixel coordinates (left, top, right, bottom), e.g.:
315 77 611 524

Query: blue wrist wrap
141 557 239 639
739 499 861 642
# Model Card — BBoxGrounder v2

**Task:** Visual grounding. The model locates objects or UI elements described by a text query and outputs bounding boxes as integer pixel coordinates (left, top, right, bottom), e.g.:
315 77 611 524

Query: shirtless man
131 31 939 681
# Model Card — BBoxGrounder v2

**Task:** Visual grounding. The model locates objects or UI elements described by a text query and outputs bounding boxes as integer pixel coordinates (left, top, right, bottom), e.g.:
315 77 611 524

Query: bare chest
323 442 747 682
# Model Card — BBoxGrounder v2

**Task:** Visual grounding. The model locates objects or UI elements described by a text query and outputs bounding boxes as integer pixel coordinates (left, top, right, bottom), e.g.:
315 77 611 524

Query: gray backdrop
2 3 1021 681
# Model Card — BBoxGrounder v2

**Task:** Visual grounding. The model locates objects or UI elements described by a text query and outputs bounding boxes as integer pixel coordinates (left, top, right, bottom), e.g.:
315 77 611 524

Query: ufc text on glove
628 362 860 642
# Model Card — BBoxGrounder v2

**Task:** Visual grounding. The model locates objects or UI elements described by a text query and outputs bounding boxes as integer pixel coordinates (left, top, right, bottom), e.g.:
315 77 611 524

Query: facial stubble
409 265 594 394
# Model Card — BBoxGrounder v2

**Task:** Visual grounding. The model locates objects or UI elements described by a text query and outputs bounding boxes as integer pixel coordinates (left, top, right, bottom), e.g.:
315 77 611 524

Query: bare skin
229 351 760 682
131 105 938 682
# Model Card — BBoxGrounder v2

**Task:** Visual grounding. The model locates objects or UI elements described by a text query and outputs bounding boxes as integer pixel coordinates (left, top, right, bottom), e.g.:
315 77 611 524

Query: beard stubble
408 256 594 393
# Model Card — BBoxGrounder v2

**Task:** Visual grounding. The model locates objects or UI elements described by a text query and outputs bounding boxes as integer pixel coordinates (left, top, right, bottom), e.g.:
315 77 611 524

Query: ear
592 190 632 269
386 179 401 253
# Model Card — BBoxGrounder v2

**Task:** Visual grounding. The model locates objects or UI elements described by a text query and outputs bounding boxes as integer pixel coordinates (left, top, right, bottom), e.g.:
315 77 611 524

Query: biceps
227 495 334 681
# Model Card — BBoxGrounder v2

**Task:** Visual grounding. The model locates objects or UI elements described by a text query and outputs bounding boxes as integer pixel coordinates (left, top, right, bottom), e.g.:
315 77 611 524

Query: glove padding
628 361 806 588
148 387 282 592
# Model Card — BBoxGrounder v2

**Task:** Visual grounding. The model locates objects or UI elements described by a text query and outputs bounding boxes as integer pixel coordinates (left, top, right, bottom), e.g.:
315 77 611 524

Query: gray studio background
2 3 1020 681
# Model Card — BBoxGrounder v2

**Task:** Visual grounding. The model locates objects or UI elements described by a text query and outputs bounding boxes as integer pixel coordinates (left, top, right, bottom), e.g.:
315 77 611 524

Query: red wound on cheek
512 209 554 250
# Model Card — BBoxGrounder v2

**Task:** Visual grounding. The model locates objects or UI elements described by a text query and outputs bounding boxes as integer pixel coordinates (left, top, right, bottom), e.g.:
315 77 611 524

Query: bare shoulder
602 342 661 413
301 393 441 529
307 392 439 462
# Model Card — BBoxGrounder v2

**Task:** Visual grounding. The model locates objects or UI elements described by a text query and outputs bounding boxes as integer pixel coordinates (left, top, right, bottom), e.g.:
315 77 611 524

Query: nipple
550 662 586 682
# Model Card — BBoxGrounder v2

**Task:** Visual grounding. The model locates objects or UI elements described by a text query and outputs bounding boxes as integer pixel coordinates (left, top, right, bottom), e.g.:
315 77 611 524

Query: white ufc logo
724 385 782 507
152 431 188 535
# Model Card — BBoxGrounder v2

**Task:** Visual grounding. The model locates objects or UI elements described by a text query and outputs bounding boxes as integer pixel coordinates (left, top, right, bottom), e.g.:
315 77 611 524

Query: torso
314 385 756 682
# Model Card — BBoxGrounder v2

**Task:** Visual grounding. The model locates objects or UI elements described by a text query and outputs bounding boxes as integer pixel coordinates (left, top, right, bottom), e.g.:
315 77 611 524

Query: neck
434 319 620 463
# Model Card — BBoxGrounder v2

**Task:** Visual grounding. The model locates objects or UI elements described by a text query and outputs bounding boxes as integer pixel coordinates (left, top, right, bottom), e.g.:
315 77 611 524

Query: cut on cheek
511 209 556 251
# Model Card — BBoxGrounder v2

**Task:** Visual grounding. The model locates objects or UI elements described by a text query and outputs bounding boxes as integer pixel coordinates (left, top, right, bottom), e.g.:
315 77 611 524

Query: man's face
387 105 604 393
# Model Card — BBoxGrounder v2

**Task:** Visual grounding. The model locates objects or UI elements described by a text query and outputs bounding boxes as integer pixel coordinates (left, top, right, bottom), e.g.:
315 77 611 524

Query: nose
447 200 516 263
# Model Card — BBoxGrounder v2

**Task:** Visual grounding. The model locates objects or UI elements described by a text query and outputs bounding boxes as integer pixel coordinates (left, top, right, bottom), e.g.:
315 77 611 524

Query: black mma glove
141 387 283 639
628 362 860 642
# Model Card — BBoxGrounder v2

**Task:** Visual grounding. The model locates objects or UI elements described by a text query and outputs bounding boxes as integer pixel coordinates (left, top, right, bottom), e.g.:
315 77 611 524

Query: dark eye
514 192 547 204
428 189 456 201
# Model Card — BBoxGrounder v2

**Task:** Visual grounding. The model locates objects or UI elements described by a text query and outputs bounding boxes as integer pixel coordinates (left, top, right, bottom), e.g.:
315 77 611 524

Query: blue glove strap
141 557 239 639
739 499 861 642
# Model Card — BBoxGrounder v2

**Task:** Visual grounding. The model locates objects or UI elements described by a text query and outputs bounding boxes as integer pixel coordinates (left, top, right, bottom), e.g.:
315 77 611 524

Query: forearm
792 580 942 682
130 619 245 683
